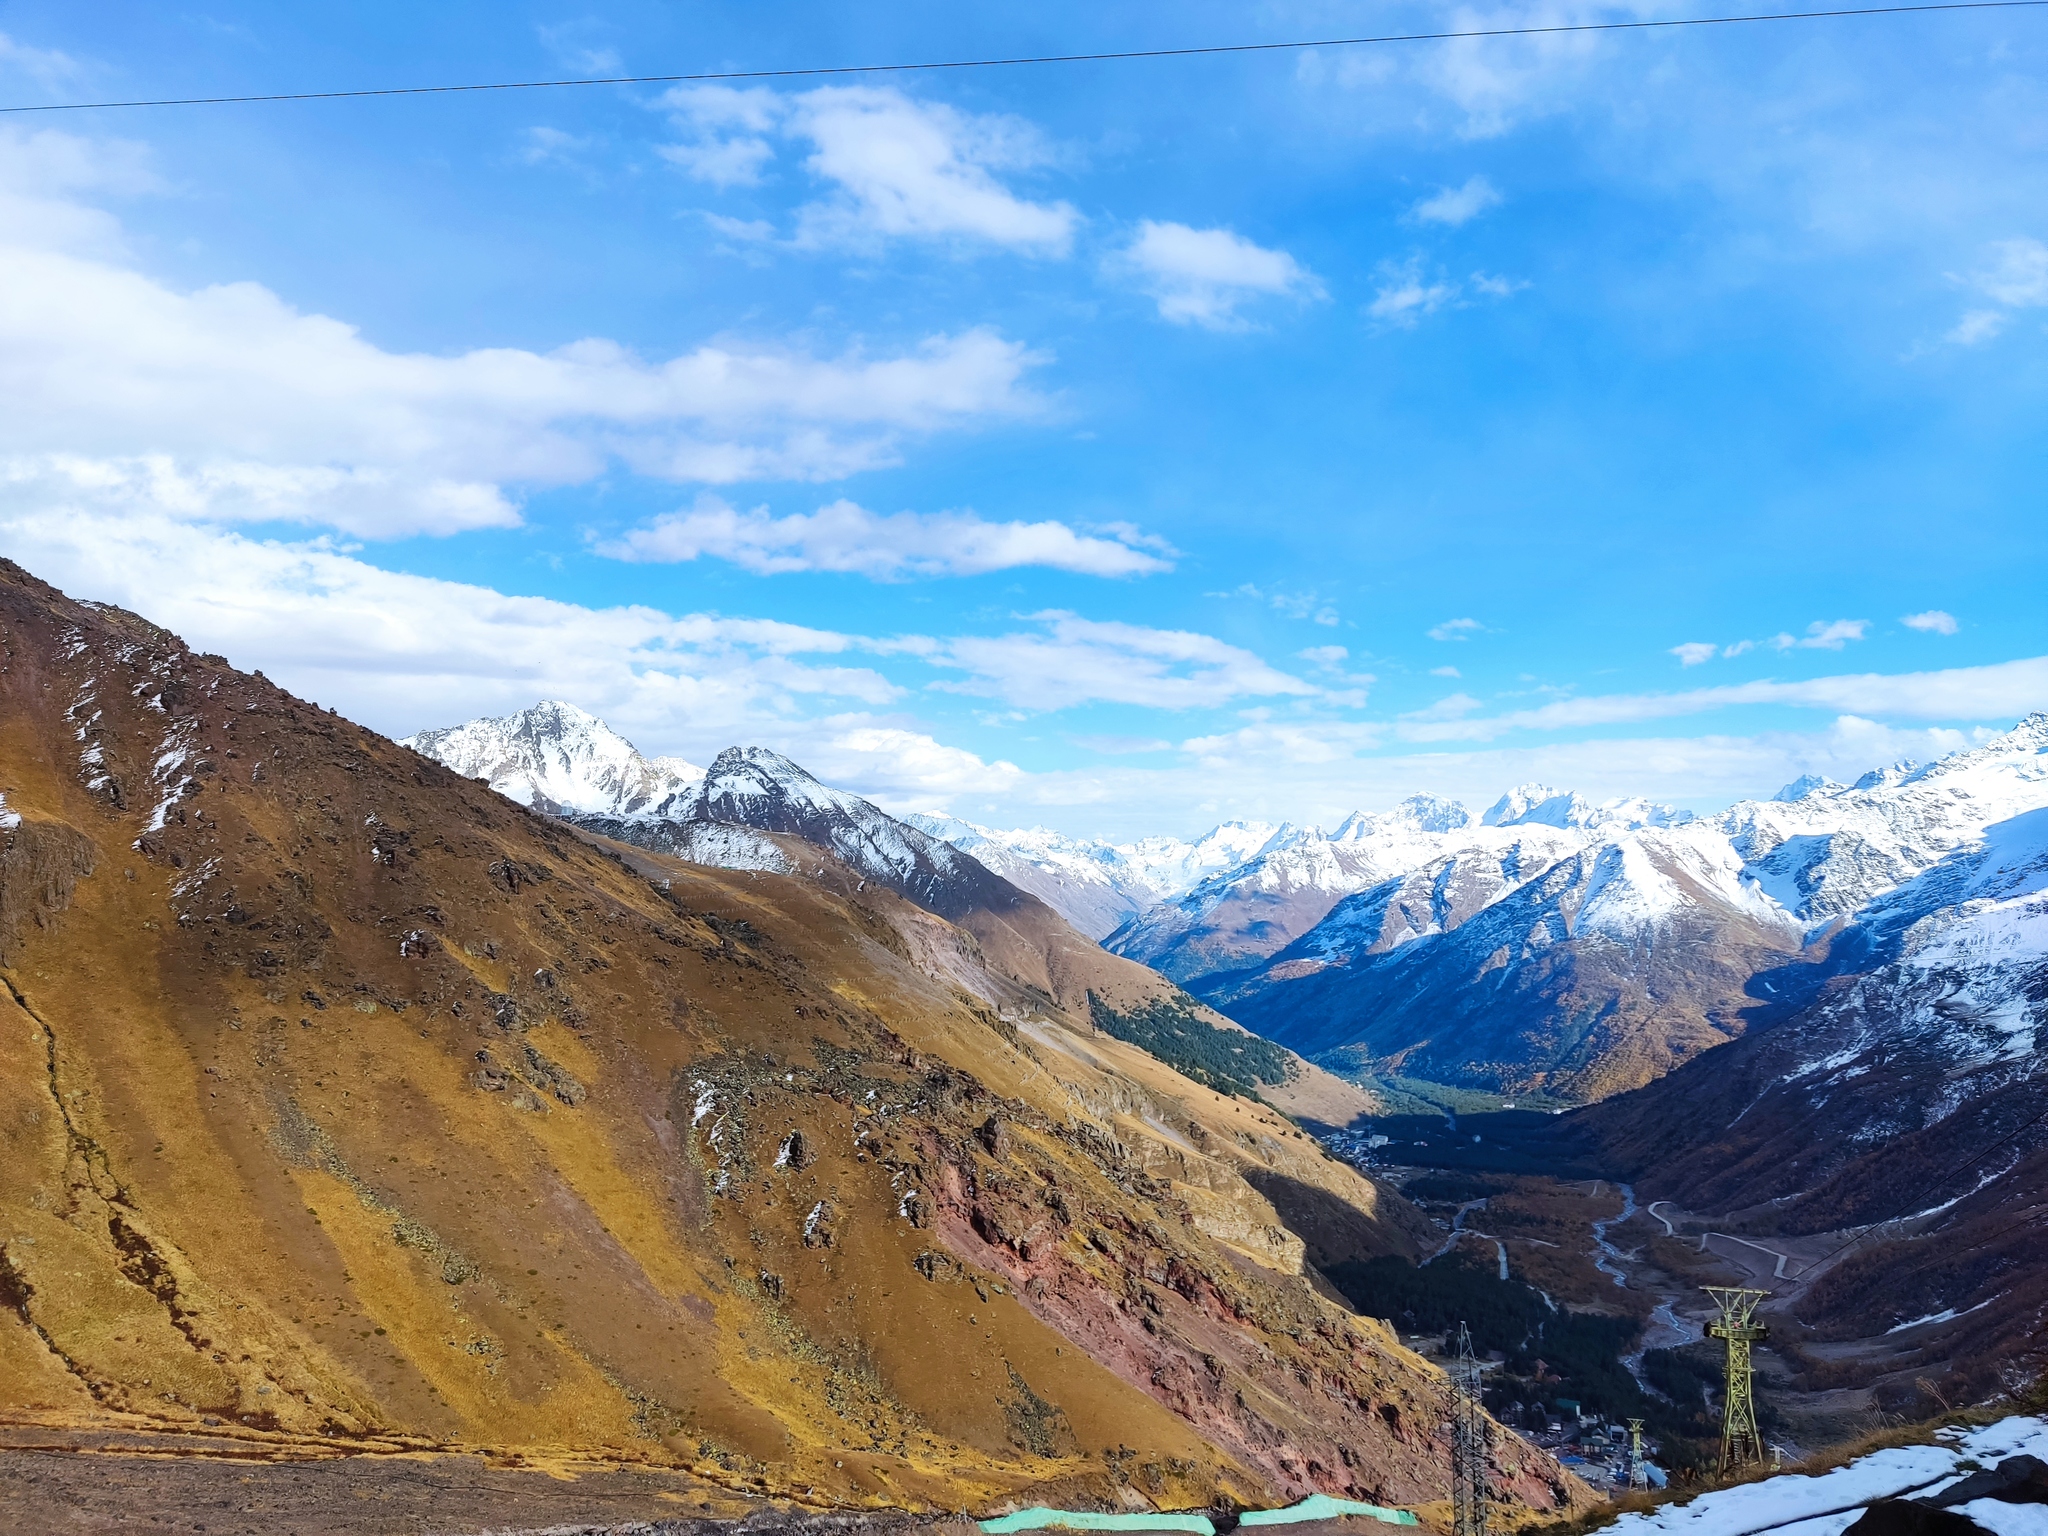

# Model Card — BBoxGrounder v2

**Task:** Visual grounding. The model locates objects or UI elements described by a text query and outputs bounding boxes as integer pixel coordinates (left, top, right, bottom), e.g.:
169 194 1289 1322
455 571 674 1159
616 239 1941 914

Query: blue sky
2 2 2045 836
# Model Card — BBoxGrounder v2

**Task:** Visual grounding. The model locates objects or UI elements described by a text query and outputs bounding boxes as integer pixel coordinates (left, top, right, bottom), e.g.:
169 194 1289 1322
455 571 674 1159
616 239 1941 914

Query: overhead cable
4 0 2047 115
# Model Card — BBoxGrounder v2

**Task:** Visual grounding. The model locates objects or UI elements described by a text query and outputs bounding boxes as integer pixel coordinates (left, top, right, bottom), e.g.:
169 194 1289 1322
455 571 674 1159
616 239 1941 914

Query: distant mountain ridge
1211 715 2048 1098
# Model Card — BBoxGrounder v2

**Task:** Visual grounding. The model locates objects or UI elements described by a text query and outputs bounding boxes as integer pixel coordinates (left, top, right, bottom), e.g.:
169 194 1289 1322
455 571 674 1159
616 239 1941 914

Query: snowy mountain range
1206 716 2048 1096
900 812 1286 940
404 700 2048 1108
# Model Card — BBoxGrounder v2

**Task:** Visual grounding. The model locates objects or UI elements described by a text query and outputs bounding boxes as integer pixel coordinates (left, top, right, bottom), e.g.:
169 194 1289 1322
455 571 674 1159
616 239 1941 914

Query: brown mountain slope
570 772 1382 1135
0 561 1582 1518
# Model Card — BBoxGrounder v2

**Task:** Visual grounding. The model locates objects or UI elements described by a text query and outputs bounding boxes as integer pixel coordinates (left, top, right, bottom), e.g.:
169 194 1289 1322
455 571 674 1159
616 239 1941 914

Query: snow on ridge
404 701 2048 965
402 700 702 819
1603 1415 2048 1536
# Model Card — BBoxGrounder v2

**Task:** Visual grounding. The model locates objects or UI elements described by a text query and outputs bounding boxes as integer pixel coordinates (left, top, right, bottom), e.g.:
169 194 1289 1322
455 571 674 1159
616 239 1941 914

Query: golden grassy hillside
0 560 1584 1518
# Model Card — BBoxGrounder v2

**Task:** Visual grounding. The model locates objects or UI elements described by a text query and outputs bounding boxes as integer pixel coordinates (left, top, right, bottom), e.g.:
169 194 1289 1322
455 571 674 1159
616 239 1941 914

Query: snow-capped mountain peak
1772 772 1845 802
401 700 702 818
1482 783 1683 831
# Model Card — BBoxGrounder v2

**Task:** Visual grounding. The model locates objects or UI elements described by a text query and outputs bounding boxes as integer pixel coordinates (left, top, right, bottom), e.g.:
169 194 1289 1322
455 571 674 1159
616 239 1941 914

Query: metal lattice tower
1627 1418 1649 1491
1704 1287 1770 1475
1449 1323 1490 1536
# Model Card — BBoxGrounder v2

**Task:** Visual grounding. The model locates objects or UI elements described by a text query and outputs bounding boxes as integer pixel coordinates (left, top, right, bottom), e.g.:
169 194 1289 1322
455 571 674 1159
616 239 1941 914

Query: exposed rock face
0 559 1583 1517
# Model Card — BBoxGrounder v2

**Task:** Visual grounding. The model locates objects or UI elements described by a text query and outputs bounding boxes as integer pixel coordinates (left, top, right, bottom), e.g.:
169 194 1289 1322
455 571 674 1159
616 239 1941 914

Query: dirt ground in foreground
0 1428 973 1536
0 1431 1405 1536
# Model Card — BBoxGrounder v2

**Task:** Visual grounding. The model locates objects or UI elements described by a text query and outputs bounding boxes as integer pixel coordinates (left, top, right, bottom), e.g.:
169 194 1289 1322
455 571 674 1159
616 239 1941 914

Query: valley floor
1330 1109 2016 1476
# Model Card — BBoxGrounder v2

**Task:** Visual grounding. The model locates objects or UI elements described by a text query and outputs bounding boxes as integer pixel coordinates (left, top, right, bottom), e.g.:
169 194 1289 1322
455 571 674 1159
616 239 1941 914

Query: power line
5 0 2046 115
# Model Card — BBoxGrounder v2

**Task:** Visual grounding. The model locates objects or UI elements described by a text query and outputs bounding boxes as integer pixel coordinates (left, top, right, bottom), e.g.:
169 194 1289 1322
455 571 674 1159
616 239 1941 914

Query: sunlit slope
0 559 1582 1516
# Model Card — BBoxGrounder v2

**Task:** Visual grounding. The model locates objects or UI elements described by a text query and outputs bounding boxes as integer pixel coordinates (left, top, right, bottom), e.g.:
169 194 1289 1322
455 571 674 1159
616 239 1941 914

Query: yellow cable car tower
1704 1287 1769 1474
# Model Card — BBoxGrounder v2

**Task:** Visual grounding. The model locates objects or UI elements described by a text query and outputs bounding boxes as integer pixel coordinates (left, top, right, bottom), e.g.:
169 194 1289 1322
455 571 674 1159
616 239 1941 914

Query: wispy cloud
659 84 1080 255
1773 619 1869 651
1394 655 2048 743
1368 258 1459 327
0 31 80 92
1217 583 1340 626
518 126 598 167
593 495 1174 579
1366 257 1523 327
536 21 621 75
1409 175 1502 227
1902 609 1958 635
1114 220 1324 328
929 612 1318 712
1946 237 2048 344
1429 617 1484 641
1675 621 1869 666
1973 238 2048 306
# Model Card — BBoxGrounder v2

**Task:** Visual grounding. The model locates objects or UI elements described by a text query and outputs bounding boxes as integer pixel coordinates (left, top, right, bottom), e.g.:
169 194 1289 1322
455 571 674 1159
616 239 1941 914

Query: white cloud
0 128 1047 538
1430 665 1462 679
1403 692 1486 722
1469 272 1529 299
1429 617 1484 641
1410 175 1502 226
1972 238 2048 307
536 22 621 76
1299 8 1617 138
519 127 598 167
0 31 79 93
1115 221 1324 328
1771 619 1869 651
1298 645 1351 669
593 494 1173 579
657 136 775 188
0 507 904 749
1366 255 1524 327
1903 609 1959 635
660 85 1079 254
1945 239 2048 344
1723 639 1756 659
930 612 1320 713
1393 655 2048 743
1368 258 1459 327
1671 641 1718 666
804 725 1028 804
1947 309 2007 346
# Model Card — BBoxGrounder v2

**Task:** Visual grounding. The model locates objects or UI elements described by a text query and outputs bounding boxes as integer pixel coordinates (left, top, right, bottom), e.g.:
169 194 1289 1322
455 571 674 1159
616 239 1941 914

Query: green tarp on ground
977 1511 1217 1534
977 1493 1421 1532
1240 1494 1421 1526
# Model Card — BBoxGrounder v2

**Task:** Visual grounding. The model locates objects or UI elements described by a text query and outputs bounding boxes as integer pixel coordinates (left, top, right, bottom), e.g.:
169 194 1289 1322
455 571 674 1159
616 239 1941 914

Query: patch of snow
1956 1501 2048 1536
1884 1295 1996 1334
1603 1416 2048 1536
